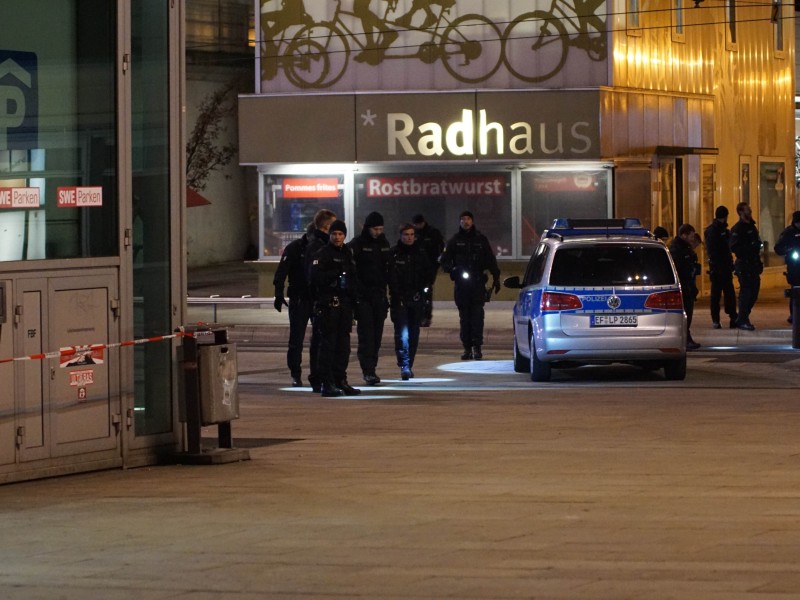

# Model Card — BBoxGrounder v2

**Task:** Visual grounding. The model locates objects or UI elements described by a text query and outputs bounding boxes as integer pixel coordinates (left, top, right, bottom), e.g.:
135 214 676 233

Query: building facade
242 0 796 295
0 1 186 483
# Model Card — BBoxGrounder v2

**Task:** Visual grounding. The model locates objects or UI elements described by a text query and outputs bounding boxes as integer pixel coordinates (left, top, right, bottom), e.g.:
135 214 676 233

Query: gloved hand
492 279 501 295
274 296 288 312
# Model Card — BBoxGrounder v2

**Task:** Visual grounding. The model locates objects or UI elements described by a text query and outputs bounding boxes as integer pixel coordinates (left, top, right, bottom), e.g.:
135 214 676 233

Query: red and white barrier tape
0 331 192 365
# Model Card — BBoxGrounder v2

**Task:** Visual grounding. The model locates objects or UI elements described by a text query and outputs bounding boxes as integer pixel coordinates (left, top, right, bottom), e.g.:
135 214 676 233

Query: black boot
320 383 344 397
472 346 483 360
291 372 303 387
461 347 473 360
337 380 361 396
309 375 321 394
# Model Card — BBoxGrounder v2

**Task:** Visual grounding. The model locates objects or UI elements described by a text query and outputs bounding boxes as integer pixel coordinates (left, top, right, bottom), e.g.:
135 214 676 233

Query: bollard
791 287 800 350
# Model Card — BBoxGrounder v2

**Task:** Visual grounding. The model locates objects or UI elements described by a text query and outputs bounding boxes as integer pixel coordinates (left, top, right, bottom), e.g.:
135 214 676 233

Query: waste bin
198 342 239 425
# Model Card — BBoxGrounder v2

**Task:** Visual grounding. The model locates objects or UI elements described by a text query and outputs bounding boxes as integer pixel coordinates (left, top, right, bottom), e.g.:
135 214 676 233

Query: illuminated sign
366 176 506 198
282 178 340 198
57 186 103 208
0 186 40 208
0 50 37 151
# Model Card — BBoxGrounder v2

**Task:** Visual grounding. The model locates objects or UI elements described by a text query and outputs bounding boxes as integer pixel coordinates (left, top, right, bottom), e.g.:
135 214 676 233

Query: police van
504 218 687 382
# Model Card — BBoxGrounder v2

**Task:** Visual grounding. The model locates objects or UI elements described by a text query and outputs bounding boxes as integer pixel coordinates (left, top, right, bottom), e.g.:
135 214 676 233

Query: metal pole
791 287 800 350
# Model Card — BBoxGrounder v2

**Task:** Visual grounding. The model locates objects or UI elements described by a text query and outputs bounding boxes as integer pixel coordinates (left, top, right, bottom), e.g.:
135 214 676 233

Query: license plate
591 314 638 327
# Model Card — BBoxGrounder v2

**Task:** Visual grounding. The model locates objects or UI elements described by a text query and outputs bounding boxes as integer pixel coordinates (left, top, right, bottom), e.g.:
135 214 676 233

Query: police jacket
347 228 392 299
730 219 763 267
415 223 445 267
273 232 311 300
440 226 500 285
389 241 435 305
308 242 357 305
304 228 330 287
703 219 733 273
669 235 699 294
774 224 800 284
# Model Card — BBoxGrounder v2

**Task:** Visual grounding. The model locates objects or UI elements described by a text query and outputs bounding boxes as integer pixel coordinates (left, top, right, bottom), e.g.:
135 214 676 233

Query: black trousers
709 270 737 324
736 272 760 324
454 282 486 347
287 296 314 377
392 301 424 370
355 295 388 376
313 302 353 386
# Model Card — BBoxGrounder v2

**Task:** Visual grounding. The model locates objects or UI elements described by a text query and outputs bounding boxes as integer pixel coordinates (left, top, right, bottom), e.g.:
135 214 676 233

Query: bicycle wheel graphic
285 23 349 89
441 14 503 84
503 11 568 83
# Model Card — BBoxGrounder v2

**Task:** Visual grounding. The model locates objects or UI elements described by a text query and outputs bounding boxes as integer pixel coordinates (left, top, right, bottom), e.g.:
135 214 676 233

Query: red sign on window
365 176 506 198
282 178 340 198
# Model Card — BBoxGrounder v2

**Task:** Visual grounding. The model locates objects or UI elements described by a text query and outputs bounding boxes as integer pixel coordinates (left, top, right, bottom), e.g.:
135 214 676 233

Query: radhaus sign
238 90 602 164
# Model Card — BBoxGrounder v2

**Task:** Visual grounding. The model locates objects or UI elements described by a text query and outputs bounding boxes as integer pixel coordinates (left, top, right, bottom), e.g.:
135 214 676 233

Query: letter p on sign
0 51 38 151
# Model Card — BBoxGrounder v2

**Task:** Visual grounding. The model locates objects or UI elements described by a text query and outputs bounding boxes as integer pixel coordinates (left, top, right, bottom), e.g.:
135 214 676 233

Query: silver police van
504 219 687 382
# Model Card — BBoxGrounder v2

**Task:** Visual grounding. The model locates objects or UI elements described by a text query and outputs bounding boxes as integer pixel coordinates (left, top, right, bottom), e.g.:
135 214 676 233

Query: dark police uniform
273 230 314 385
440 222 500 359
389 239 435 379
348 213 392 384
308 233 359 397
303 227 332 391
729 218 763 328
413 217 444 325
704 218 737 328
774 213 800 321
669 234 700 347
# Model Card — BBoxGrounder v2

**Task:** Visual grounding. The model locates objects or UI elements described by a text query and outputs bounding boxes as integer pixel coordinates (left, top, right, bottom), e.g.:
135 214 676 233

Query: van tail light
541 292 583 311
645 290 684 310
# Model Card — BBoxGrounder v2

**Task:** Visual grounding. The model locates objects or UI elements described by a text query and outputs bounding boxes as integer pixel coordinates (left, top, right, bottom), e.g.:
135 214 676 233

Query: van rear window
549 245 676 286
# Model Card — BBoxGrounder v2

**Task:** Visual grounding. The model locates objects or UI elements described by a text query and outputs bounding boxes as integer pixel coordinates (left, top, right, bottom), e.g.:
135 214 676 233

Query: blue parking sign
0 49 38 151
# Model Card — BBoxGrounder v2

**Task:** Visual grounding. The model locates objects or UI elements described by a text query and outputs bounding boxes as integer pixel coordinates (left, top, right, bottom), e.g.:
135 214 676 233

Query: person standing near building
304 209 338 392
308 220 361 397
774 210 800 323
411 213 444 327
440 210 501 360
729 201 763 331
349 211 392 386
389 223 435 380
273 223 315 387
669 224 702 350
704 206 738 329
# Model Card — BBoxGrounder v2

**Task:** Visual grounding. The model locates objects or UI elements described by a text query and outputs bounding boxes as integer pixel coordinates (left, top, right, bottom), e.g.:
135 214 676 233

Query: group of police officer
273 208 500 396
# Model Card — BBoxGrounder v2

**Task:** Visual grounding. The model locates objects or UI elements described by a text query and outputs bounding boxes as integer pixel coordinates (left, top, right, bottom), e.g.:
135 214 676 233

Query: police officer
389 223 435 380
308 219 360 397
729 201 763 330
273 223 315 387
440 210 500 360
774 210 800 323
303 209 338 392
349 211 392 386
412 213 444 327
704 206 738 329
669 224 701 350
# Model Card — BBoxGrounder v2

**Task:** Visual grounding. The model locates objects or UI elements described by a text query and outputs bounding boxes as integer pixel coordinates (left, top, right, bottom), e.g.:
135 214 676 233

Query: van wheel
529 332 551 382
663 356 687 381
513 333 530 373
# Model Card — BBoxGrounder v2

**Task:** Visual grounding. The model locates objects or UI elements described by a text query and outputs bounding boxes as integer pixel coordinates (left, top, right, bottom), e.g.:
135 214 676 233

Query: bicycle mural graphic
259 0 607 89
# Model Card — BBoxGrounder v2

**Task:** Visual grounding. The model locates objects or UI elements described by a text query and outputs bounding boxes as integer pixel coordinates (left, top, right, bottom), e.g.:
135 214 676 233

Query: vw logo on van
607 295 621 310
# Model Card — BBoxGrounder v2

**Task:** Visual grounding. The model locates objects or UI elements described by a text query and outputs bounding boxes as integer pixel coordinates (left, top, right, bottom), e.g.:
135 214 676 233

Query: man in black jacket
303 209 337 392
412 213 444 327
670 223 701 350
704 206 738 329
349 211 392 385
440 210 500 360
774 210 800 323
308 220 360 397
273 223 315 387
729 201 763 330
389 223 435 380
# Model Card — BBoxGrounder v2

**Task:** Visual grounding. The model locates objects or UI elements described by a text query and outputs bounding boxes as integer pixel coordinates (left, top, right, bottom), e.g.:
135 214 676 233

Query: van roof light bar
544 218 650 239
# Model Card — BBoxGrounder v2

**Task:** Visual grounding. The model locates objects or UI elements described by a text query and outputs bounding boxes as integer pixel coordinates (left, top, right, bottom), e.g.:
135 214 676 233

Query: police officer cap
793 211 800 224
364 212 384 228
459 210 474 219
715 206 729 219
412 214 425 224
329 219 347 235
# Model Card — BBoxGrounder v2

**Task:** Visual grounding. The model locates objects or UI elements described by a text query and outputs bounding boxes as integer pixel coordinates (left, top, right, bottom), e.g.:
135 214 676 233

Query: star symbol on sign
361 109 377 126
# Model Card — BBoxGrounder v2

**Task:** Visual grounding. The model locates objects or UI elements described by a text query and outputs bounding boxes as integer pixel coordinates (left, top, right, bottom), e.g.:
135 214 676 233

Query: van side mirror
503 276 522 289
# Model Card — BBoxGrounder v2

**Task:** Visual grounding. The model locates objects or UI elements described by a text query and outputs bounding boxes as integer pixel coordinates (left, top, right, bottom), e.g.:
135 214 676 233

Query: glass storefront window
261 174 344 258
0 1 117 261
520 169 610 256
353 172 512 255
758 160 786 265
